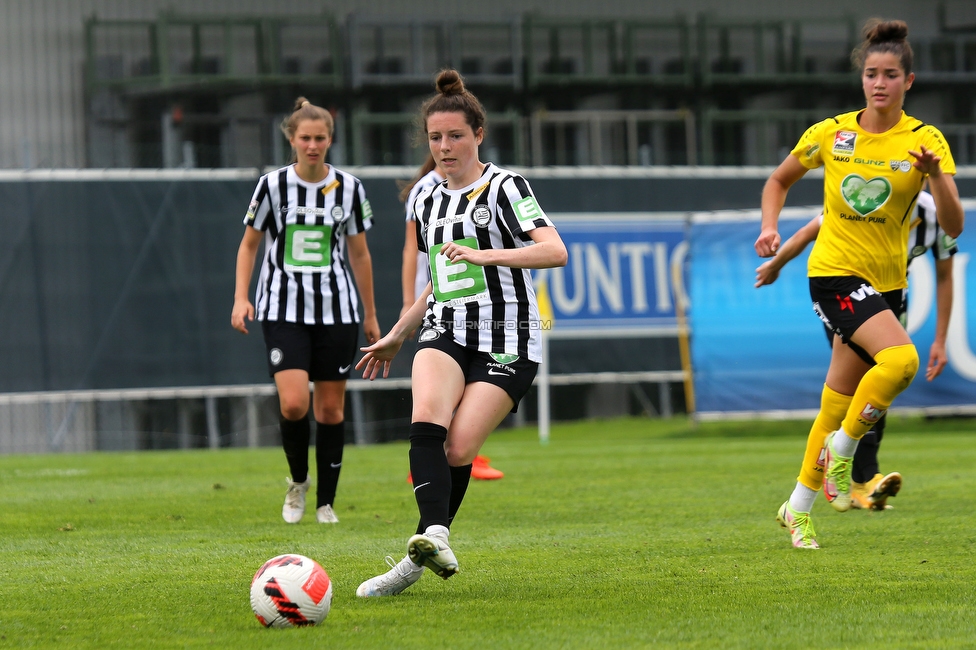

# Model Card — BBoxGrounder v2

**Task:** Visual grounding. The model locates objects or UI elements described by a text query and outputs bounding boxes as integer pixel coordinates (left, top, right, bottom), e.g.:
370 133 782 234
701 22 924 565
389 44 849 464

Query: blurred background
1 0 975 453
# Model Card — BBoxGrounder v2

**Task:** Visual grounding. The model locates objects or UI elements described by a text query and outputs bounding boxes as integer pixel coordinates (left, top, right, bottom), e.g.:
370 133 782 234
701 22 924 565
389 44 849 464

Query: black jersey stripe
911 122 927 132
351 179 366 233
329 174 345 323
494 217 531 357
472 193 508 353
494 181 522 236
294 184 308 324
901 190 920 225
271 168 290 322
311 182 326 323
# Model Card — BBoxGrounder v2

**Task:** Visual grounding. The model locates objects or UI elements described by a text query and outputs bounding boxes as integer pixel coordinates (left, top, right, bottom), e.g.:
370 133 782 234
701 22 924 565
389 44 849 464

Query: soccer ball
250 554 333 628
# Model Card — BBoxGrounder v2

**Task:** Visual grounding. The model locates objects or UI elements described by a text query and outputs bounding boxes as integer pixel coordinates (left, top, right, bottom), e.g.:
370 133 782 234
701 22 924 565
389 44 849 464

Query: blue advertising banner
690 206 976 414
536 214 688 330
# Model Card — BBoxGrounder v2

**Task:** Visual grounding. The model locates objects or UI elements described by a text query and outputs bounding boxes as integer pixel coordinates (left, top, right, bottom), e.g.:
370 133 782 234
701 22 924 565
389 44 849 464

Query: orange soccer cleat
406 455 503 483
471 455 504 480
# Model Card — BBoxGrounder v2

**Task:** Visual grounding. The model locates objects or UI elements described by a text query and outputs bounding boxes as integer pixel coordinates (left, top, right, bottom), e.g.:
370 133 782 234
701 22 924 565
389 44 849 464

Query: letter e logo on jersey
513 196 541 223
832 131 856 154
284 224 333 272
429 238 488 302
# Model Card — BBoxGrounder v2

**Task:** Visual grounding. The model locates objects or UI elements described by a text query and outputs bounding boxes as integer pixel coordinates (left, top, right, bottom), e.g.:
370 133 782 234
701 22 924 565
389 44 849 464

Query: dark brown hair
280 97 334 141
419 69 487 138
852 19 913 75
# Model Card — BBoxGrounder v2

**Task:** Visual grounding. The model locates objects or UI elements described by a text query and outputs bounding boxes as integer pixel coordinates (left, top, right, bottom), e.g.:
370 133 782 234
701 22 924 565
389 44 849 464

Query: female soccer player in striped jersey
755 188 959 510
757 20 964 549
356 69 567 596
232 98 380 525
399 154 505 481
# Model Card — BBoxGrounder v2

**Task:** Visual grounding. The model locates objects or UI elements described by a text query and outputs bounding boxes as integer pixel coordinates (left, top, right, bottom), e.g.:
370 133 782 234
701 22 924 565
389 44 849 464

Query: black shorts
811 276 906 364
261 320 359 381
416 328 538 413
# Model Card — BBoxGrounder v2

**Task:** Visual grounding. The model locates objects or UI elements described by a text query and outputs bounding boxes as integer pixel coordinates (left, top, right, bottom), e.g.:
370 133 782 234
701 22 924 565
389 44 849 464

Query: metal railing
529 109 697 166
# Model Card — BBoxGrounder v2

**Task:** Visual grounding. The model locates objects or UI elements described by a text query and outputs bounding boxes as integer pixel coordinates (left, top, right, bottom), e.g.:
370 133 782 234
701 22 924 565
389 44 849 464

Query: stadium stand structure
83 11 976 169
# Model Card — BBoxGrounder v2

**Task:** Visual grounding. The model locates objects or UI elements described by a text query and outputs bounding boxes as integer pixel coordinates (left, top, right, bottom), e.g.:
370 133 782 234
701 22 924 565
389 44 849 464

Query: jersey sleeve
790 119 830 170
244 176 273 230
413 189 433 256
935 228 959 260
497 175 555 238
346 181 373 235
405 183 421 223
918 125 957 175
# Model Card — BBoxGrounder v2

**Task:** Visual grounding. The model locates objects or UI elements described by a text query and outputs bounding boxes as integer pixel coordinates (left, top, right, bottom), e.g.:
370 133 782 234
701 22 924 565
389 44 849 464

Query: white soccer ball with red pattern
250 554 333 628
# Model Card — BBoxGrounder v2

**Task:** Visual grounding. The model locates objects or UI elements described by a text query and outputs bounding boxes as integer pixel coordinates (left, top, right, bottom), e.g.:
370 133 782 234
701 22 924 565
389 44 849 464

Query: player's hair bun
863 19 908 45
435 69 465 96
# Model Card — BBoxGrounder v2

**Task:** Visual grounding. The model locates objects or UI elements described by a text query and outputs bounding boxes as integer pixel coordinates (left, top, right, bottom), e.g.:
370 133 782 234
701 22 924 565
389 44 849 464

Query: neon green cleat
776 501 820 549
823 432 854 512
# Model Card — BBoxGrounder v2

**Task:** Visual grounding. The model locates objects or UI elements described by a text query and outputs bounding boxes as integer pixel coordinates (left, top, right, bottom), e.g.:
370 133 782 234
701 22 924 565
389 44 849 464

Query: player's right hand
231 299 254 334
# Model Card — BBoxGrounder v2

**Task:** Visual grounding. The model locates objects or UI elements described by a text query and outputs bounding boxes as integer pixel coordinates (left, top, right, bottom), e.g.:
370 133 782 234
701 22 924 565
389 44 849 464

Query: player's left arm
346 232 381 344
926 256 954 381
910 142 964 239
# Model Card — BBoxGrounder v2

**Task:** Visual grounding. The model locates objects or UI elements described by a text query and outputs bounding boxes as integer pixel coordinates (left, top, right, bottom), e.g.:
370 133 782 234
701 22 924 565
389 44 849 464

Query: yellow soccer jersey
791 110 955 292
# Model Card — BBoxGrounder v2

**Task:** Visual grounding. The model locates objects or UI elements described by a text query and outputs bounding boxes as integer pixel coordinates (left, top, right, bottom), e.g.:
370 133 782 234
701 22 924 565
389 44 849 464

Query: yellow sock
797 384 852 491
842 344 919 440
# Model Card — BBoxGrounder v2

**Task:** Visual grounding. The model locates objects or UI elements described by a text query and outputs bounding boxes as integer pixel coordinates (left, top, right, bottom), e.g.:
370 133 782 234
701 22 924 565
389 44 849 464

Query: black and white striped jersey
413 162 556 363
908 190 958 264
243 164 373 325
405 169 444 301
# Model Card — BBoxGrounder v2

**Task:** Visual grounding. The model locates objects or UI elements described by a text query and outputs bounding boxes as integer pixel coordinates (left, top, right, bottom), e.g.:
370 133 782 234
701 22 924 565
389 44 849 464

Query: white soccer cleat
282 477 310 524
356 555 425 597
316 504 339 524
407 524 459 579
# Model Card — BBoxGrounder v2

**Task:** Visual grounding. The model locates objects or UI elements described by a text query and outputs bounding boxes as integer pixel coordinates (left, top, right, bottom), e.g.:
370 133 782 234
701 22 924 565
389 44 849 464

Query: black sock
315 421 345 508
408 422 450 532
448 464 473 527
852 430 880 484
280 416 310 483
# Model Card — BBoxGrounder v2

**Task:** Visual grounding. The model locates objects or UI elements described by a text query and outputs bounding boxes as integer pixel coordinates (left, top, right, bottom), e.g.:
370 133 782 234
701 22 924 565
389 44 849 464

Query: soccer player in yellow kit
756 19 964 548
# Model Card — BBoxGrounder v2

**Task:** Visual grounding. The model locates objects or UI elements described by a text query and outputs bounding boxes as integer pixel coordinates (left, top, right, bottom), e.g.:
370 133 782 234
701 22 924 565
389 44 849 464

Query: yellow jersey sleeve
790 119 831 169
916 124 956 176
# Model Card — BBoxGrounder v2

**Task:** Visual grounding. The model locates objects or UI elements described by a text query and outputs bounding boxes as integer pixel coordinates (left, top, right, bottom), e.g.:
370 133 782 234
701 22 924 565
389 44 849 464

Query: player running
755 20 964 548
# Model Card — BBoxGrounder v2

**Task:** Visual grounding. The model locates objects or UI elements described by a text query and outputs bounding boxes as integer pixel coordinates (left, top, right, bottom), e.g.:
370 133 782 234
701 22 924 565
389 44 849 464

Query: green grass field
1 416 974 649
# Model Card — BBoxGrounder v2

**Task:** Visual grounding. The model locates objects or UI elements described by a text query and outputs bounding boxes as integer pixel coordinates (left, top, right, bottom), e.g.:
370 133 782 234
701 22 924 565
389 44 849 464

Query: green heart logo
840 175 891 216
490 353 519 365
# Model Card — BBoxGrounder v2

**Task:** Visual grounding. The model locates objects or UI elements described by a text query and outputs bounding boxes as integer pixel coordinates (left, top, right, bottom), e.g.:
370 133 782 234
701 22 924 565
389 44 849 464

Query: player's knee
315 406 344 425
875 344 919 391
278 398 309 421
444 443 477 467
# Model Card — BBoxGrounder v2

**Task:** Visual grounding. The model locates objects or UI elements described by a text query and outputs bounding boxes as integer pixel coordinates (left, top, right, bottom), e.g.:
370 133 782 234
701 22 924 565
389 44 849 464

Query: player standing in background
232 98 381 525
755 188 959 510
756 20 964 548
400 154 505 481
356 69 567 596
